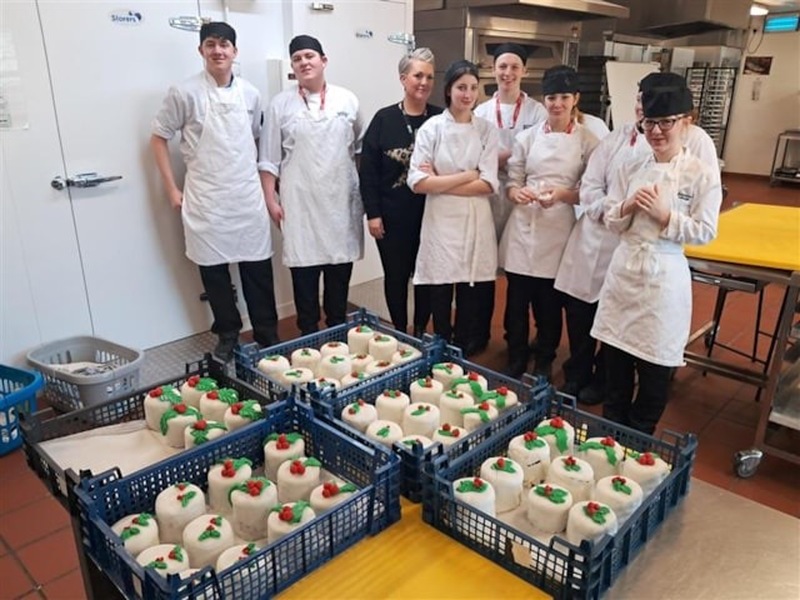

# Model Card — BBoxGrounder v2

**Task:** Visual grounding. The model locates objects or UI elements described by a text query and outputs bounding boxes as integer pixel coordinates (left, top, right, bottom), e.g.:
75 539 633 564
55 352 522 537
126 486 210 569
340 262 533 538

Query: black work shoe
463 339 489 358
560 381 580 398
578 383 605 406
532 361 553 381
213 334 239 363
256 333 281 349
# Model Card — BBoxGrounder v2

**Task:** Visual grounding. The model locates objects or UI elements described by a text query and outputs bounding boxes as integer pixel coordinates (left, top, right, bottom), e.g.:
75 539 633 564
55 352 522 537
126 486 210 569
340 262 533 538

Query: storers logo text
110 10 143 26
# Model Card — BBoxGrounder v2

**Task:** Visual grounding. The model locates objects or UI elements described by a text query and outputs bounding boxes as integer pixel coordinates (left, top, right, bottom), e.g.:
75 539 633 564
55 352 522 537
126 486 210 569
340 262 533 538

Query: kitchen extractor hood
620 0 752 38
442 0 630 20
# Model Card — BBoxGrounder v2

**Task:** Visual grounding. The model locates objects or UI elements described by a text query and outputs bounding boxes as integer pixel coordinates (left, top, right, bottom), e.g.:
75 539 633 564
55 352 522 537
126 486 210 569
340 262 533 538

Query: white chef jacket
555 122 721 303
152 72 271 265
591 148 722 366
499 120 598 278
475 94 547 239
407 110 500 285
259 84 365 267
581 113 611 141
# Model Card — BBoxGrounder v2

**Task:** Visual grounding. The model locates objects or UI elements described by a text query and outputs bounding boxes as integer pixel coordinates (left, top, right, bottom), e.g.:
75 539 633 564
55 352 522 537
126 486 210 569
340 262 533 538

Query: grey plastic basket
26 336 144 412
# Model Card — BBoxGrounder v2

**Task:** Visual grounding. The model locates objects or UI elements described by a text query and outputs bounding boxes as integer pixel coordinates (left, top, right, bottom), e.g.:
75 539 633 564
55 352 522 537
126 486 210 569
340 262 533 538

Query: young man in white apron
151 22 279 361
259 35 365 336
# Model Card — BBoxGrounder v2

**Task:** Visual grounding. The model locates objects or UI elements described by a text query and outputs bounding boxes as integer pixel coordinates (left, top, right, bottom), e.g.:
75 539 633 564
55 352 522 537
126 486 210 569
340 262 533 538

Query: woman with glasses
407 60 499 355
554 71 719 406
360 48 442 337
501 65 598 379
590 74 723 434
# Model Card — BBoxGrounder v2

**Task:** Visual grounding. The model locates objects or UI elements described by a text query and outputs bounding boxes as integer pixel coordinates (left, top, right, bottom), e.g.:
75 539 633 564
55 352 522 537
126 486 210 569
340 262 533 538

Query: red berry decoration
207 390 219 400
174 403 187 414
497 386 508 396
497 457 505 468
442 423 451 431
586 501 600 515
601 436 615 447
564 456 577 466
468 372 478 381
478 402 489 410
187 375 200 387
544 485 553 496
150 387 163 397
194 419 207 430
231 403 243 415
276 434 289 450
452 428 460 437
524 431 537 442
176 483 187 491
472 477 483 487
550 416 564 428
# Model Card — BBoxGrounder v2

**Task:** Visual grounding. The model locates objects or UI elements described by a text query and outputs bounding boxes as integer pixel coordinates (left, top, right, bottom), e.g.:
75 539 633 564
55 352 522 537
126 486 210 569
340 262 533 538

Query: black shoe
255 333 281 349
505 358 529 379
413 326 426 339
560 381 580 398
213 333 239 363
463 339 489 358
578 383 604 406
532 361 552 381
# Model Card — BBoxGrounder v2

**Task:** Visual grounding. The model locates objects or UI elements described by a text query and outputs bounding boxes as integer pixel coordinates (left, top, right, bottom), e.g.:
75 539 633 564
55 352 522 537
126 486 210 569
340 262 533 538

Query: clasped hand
623 184 670 226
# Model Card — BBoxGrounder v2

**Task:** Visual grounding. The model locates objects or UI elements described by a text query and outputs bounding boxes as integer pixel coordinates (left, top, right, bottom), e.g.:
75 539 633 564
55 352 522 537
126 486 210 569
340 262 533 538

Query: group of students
152 23 722 436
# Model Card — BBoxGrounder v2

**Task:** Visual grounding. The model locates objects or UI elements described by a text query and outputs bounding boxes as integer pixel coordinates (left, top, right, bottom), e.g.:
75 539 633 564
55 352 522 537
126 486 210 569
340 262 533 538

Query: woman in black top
360 48 443 335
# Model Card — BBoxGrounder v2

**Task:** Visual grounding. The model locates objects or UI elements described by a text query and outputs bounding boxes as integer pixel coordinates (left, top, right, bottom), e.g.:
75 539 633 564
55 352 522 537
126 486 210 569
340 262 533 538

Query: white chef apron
592 152 691 367
279 105 364 267
182 78 270 266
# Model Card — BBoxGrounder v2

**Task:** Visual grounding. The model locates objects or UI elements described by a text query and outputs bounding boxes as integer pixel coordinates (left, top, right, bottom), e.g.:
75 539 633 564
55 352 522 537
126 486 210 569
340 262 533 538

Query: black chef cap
542 65 580 95
289 35 325 57
639 71 686 93
493 43 528 64
642 85 694 118
443 59 479 106
200 22 236 47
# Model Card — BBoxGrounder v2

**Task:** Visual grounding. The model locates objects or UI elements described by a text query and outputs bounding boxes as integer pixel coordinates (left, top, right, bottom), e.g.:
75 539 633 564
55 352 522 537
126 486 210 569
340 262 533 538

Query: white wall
723 19 800 175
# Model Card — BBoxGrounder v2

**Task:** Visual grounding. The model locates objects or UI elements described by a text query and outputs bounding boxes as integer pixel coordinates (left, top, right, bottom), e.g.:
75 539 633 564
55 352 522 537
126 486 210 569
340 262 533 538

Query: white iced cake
365 359 393 376
461 401 498 433
155 482 207 544
409 377 443 405
547 456 595 503
592 475 643 524
534 416 575 457
263 432 306 482
112 512 159 557
430 362 465 390
144 386 182 431
290 347 321 374
278 368 315 389
508 430 551 487
256 354 290 378
136 544 189 577
309 480 359 513
527 483 574 533
224 400 263 432
480 456 524 513
182 514 235 569
432 423 465 448
350 353 375 374
216 542 261 573
341 371 370 387
184 419 227 449
317 354 352 381
179 375 217 409
392 345 422 365
320 341 349 358
365 419 404 448
368 333 398 362
229 477 278 541
267 501 316 544
159 403 201 448
453 476 496 517
199 388 239 423
450 372 488 397
276 457 322 503
402 402 440 438
341 399 378 432
576 436 625 481
566 501 619 546
439 390 473 425
347 325 374 355
375 389 410 424
207 458 253 516
482 385 519 412
620 451 670 497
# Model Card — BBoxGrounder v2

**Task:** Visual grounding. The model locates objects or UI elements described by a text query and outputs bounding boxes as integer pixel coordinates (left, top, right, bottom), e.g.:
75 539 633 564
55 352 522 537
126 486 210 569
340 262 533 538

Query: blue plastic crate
72 396 400 600
0 365 44 455
422 393 697 600
234 308 434 398
309 341 551 502
20 356 285 506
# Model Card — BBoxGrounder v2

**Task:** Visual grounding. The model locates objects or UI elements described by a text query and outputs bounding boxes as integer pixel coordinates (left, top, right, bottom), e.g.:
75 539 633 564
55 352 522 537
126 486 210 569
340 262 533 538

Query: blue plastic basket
20 356 285 506
72 397 400 600
234 308 434 398
423 393 697 600
0 365 44 455
308 341 551 502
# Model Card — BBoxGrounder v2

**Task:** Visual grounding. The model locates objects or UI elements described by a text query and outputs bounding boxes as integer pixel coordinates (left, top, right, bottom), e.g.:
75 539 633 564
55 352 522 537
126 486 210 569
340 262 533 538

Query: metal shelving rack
685 67 737 158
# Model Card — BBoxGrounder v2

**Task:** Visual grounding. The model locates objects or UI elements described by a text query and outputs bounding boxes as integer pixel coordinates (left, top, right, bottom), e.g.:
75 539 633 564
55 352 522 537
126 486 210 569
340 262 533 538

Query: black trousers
562 295 599 389
602 344 672 435
423 281 494 347
505 272 562 367
376 233 430 333
198 259 278 346
290 263 353 336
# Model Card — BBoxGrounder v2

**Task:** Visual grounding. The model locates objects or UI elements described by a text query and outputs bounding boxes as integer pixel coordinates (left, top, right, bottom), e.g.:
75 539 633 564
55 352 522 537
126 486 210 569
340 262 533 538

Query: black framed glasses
640 115 685 132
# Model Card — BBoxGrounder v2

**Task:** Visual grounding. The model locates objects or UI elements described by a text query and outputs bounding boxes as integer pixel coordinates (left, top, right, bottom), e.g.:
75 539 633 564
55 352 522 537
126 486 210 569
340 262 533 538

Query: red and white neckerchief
298 82 327 112
543 119 575 134
495 93 524 129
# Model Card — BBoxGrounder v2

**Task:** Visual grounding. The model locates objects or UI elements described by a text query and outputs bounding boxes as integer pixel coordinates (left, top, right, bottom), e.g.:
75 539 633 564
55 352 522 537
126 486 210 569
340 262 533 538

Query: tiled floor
0 174 797 599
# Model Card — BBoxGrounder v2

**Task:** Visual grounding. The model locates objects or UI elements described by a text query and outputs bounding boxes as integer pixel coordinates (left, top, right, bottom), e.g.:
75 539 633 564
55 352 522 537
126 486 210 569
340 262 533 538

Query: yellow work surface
277 499 549 600
684 203 800 271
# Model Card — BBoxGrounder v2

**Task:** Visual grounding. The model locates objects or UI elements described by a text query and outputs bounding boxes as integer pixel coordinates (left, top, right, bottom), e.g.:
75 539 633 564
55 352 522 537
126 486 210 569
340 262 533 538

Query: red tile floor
1 174 797 599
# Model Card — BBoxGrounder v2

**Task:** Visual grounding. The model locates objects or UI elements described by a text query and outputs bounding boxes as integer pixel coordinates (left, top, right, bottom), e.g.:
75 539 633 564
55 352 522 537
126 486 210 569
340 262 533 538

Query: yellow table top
277 499 550 600
684 203 800 271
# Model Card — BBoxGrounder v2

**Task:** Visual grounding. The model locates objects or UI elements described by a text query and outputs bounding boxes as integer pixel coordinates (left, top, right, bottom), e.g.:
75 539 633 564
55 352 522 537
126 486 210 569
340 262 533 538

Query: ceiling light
750 4 769 16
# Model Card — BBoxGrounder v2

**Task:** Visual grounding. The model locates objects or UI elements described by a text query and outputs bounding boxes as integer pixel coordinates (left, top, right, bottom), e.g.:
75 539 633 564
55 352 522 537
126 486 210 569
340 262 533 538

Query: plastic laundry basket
26 336 143 412
0 365 44 455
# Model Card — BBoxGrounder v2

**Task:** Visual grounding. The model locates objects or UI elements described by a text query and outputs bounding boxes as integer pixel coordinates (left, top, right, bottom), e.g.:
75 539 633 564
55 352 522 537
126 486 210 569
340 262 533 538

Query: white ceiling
757 0 800 10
